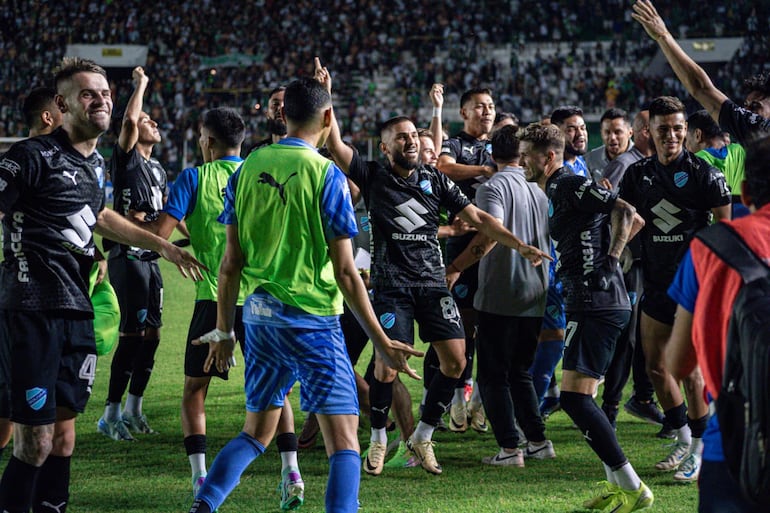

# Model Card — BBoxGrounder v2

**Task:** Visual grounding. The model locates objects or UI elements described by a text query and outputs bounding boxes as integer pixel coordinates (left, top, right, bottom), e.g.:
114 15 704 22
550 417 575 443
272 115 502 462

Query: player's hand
132 66 148 85
619 246 634 274
590 256 620 291
194 328 237 373
599 177 613 190
631 0 669 41
517 244 553 267
95 259 108 285
445 268 460 291
430 83 444 109
446 217 477 237
158 241 207 281
314 57 331 94
378 341 424 381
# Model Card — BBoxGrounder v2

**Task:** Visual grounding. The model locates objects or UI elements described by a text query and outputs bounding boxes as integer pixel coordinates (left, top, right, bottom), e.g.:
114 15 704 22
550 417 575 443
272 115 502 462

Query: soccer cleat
192 472 206 498
624 397 665 425
656 421 677 439
523 440 556 460
97 416 135 441
603 482 654 513
655 441 690 471
481 448 524 467
278 468 304 510
449 401 468 432
673 452 701 482
362 441 387 476
121 413 157 434
583 481 619 510
383 441 418 468
406 437 442 475
468 403 489 433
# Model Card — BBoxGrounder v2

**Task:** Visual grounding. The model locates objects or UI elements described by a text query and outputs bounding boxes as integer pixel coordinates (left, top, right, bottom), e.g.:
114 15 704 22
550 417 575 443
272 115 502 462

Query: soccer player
685 109 748 218
187 76 421 513
666 136 770 513
98 66 170 440
0 56 203 513
436 87 496 434
251 86 287 151
520 122 652 512
446 125 555 466
619 96 732 483
586 108 634 181
631 0 770 141
318 60 549 476
550 105 590 178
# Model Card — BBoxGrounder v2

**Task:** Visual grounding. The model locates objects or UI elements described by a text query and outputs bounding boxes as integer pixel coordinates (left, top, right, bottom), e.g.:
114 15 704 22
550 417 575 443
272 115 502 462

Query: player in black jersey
316 60 550 476
251 86 287 152
98 66 170 441
619 96 731 483
0 57 203 513
520 122 653 512
437 87 496 433
632 0 770 142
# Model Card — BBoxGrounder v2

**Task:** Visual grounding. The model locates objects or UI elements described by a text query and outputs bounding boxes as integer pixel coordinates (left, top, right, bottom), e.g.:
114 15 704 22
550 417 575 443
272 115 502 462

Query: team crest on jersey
674 171 689 188
419 179 433 195
380 312 396 329
454 284 469 299
26 387 47 411
137 308 148 324
548 201 554 217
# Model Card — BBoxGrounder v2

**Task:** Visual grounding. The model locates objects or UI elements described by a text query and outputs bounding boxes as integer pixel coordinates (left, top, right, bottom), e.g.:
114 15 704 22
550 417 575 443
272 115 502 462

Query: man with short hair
550 105 590 178
586 108 634 180
446 125 554 467
520 122 652 512
665 136 770 513
0 56 203 513
252 86 287 151
619 95 732 483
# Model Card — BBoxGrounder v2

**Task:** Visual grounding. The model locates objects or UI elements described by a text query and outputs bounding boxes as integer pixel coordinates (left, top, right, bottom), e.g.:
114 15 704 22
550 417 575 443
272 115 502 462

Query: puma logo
371 406 389 415
258 172 298 205
63 170 78 185
40 501 67 513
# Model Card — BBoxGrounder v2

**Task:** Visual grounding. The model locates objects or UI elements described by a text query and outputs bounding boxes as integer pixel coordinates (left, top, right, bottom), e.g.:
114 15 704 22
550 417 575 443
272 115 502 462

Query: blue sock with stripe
196 432 265 510
325 449 360 513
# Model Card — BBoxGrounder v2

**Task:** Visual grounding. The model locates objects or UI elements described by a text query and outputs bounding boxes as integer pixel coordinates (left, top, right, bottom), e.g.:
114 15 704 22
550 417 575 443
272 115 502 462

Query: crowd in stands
0 0 768 175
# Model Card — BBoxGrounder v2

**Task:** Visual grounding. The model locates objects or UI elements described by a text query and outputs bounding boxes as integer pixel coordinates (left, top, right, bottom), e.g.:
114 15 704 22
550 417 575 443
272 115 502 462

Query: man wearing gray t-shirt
446 125 555 466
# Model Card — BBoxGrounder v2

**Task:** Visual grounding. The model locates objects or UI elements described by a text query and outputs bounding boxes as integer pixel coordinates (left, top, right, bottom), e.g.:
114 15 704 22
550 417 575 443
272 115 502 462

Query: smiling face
138 112 161 144
461 93 495 138
58 71 113 138
600 117 632 160
651 112 687 164
745 90 770 119
381 120 419 173
419 135 437 166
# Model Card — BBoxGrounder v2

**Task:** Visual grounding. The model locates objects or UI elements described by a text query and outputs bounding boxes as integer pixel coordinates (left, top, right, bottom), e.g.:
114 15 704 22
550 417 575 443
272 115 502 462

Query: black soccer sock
368 378 392 430
107 335 142 403
422 346 440 401
0 456 40 512
184 434 207 456
688 414 709 439
32 455 70 513
561 391 628 469
128 337 160 396
422 370 457 426
276 432 298 454
663 402 688 431
460 335 475 383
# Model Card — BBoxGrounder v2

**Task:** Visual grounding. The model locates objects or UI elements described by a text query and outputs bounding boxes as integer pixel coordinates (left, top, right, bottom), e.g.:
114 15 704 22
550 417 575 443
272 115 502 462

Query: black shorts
340 303 369 366
0 327 10 418
446 234 479 309
0 310 96 425
562 310 631 379
372 287 465 345
108 253 163 332
640 287 676 325
185 301 244 379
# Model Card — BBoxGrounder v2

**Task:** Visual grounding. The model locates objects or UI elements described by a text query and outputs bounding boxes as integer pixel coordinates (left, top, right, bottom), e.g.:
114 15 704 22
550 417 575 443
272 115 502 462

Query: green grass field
31 257 698 512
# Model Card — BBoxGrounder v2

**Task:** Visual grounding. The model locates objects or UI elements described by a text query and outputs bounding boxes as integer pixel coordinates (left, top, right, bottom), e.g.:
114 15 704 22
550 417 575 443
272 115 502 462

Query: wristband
199 328 235 344
432 107 442 118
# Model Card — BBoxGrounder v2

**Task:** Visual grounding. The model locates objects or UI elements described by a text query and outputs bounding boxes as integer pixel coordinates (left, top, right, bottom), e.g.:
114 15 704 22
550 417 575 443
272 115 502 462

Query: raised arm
631 0 728 121
314 57 354 173
428 83 444 153
118 66 150 152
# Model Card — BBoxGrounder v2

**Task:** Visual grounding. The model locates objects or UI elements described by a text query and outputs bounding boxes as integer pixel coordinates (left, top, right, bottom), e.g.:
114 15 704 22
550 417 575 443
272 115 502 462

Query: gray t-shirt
473 166 550 317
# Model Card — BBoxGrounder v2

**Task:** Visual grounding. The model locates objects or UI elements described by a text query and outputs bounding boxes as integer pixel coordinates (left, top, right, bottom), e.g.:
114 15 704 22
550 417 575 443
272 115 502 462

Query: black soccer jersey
347 152 470 288
546 167 630 312
620 150 731 291
719 99 770 144
108 144 168 257
0 128 106 313
440 131 494 205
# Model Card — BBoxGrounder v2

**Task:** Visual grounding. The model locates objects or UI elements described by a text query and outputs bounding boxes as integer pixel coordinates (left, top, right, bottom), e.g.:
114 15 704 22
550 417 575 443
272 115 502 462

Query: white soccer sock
104 402 121 422
420 388 428 408
123 393 143 417
189 453 206 478
690 437 703 456
452 388 465 406
412 421 435 443
603 463 616 484
370 427 387 445
612 462 641 491
280 450 299 471
677 423 692 446
469 386 483 410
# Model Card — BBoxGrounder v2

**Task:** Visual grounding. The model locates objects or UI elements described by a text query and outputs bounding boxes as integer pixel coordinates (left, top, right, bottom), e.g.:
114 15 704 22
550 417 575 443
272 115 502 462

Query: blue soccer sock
529 339 564 404
195 432 265 511
325 449 360 513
